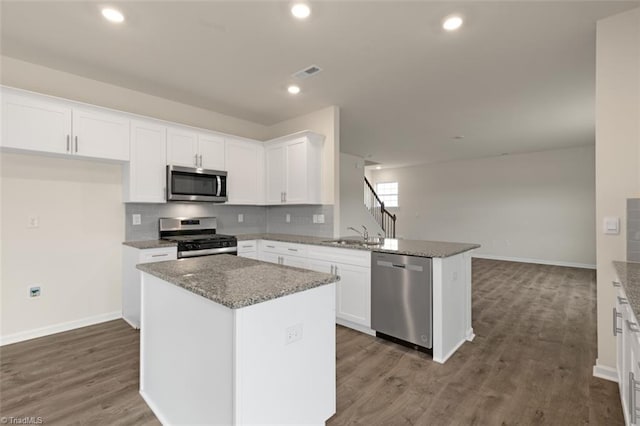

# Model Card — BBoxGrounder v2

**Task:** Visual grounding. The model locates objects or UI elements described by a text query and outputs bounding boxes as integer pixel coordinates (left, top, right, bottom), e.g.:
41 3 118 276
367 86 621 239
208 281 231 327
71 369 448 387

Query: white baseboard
473 254 596 270
140 390 171 426
336 318 376 336
593 360 618 383
0 311 122 346
466 328 475 342
433 338 466 364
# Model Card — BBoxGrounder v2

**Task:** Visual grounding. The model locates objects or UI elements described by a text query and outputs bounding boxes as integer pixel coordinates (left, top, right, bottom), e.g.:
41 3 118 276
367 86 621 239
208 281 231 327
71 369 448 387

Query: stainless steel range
159 217 237 258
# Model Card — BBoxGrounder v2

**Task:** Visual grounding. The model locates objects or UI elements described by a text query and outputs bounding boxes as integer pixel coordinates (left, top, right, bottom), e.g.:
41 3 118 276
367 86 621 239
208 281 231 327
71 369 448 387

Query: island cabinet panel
140 274 234 425
234 284 336 425
139 273 336 425
432 251 475 364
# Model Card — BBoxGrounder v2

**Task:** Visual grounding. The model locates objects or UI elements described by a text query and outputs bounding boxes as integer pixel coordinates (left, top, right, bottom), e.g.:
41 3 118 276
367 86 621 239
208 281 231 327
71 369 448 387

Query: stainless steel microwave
166 165 228 202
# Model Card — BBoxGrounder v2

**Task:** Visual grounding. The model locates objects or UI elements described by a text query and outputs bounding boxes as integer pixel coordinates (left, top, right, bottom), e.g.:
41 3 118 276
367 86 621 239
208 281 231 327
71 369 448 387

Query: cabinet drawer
238 240 257 254
260 240 308 257
139 247 177 263
307 245 371 267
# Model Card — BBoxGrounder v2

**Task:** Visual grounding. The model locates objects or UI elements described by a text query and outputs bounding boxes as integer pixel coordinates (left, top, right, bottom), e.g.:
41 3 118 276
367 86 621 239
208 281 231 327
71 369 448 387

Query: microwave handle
216 176 222 197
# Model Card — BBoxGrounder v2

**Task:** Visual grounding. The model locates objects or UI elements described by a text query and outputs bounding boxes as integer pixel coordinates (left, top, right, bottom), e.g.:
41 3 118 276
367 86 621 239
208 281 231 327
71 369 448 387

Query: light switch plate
132 214 142 226
238 214 244 223
603 216 620 235
286 214 291 223
317 214 325 224
27 216 39 229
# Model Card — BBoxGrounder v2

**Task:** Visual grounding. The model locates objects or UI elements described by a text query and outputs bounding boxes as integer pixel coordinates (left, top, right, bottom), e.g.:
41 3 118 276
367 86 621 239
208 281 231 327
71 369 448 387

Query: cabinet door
282 254 308 269
307 259 333 274
265 143 285 204
2 92 72 154
284 138 308 204
335 263 371 327
73 108 130 161
225 138 264 204
198 133 225 170
126 120 167 203
259 251 281 265
167 127 198 167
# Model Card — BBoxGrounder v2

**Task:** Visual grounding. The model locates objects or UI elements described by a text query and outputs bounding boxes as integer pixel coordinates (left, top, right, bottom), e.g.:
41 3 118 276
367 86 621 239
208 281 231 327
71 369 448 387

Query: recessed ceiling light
291 3 311 19
287 85 301 95
442 15 463 31
102 7 125 23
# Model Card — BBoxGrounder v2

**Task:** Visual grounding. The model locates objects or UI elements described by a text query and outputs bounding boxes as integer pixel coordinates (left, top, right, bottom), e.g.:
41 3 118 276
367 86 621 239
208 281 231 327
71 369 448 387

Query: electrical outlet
238 214 244 223
316 214 325 224
29 286 41 298
312 214 318 224
286 214 291 223
28 216 39 229
132 214 142 226
285 323 303 345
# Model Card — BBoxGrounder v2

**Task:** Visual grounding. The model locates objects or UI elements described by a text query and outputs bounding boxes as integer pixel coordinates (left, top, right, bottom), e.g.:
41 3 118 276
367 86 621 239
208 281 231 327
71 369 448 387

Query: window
376 182 398 207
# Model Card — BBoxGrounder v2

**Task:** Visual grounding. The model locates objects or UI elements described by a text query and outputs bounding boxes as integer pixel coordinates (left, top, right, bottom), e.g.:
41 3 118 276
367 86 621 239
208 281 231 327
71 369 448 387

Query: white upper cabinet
167 126 225 170
1 88 129 161
123 120 167 203
264 131 324 205
197 133 225 170
167 127 198 167
265 143 286 204
72 107 130 161
2 91 72 155
225 137 265 205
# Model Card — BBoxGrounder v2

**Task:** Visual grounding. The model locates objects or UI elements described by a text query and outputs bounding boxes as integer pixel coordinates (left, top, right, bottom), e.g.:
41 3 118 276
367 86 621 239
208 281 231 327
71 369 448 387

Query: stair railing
364 177 396 238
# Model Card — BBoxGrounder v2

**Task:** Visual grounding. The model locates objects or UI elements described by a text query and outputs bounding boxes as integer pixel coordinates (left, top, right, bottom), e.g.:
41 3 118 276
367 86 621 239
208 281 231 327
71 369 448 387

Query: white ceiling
1 1 638 167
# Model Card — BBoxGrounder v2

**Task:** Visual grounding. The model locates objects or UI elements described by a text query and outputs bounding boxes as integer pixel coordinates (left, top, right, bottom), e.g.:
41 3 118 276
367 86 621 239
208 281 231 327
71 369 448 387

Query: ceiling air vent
292 65 323 80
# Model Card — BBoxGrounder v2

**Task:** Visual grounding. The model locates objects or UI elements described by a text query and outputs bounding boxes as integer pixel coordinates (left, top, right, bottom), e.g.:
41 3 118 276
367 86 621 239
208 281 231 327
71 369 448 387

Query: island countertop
137 254 339 309
236 233 480 258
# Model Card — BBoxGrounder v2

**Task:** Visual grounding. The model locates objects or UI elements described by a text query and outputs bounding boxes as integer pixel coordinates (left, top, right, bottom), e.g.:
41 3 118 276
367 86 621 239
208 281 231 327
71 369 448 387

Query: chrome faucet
347 225 369 242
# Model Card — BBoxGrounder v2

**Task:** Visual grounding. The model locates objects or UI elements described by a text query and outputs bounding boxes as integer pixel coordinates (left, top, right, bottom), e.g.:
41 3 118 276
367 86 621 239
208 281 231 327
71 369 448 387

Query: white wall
339 153 383 237
594 8 640 374
265 106 340 236
1 152 124 342
0 56 268 140
371 146 596 267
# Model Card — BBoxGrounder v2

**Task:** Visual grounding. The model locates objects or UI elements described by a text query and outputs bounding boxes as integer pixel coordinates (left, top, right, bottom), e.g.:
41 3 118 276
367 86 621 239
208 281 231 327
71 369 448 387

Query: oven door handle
179 247 237 258
216 176 222 197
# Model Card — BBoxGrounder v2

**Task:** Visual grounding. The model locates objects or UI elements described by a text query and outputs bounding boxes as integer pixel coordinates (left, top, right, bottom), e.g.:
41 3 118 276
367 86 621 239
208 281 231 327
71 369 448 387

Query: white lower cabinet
123 245 177 329
615 279 640 425
237 240 258 260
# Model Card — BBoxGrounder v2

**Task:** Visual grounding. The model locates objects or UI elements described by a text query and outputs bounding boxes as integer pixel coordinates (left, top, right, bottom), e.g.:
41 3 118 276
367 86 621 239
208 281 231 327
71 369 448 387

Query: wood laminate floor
0 259 623 425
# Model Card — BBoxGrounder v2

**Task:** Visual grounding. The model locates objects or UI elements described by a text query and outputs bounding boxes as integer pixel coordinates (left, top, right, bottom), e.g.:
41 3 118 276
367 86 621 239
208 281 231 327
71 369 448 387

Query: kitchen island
137 255 339 426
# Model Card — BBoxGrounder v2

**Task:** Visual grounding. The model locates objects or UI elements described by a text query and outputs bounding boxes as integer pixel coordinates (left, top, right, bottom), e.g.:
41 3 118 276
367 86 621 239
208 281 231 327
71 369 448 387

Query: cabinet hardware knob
628 320 640 333
619 296 629 305
75 136 78 152
66 135 70 152
613 280 622 288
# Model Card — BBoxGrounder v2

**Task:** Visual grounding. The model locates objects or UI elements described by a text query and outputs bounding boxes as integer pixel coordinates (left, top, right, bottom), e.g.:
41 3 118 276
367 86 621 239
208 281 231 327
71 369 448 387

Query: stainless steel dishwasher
371 252 433 349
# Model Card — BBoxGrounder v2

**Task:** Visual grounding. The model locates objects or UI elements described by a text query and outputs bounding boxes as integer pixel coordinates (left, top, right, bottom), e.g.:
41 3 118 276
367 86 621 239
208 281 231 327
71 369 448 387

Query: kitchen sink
323 238 381 246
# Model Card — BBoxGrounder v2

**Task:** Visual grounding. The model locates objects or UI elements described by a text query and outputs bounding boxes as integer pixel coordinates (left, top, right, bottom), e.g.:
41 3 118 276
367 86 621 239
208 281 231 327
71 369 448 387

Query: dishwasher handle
376 260 424 272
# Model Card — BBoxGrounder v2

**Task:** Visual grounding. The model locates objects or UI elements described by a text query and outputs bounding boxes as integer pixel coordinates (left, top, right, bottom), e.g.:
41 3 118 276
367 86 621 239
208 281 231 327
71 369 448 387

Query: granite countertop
123 240 177 250
236 233 480 258
137 254 339 309
614 261 640 319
